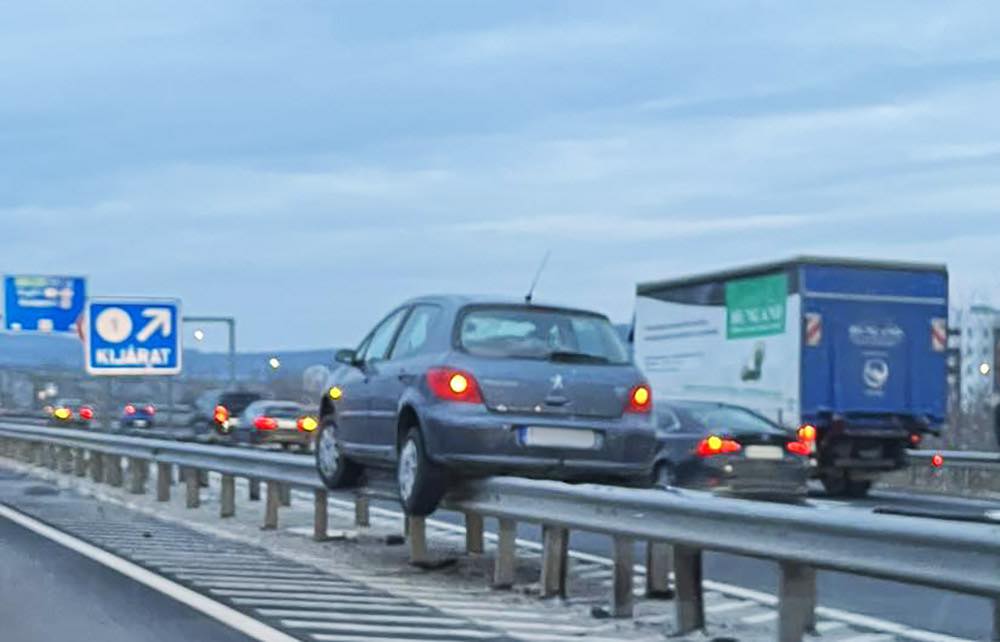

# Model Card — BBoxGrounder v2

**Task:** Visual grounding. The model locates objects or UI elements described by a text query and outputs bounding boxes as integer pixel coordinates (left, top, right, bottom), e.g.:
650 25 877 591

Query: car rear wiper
546 350 609 363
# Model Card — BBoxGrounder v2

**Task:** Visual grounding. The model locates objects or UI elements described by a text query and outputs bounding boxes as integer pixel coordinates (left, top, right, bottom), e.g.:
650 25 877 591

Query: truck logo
863 358 890 389
849 323 904 348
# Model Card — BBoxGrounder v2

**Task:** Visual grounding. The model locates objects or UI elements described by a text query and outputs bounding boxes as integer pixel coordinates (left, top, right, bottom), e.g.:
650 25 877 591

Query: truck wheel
397 427 446 516
315 417 361 489
820 473 848 496
844 479 871 498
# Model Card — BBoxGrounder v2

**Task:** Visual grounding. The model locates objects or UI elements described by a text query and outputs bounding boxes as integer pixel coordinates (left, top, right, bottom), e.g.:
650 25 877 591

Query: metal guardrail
0 421 998 642
907 448 1000 471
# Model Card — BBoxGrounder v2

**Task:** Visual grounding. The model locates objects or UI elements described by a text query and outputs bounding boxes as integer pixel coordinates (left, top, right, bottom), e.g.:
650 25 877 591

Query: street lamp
268 357 281 370
980 362 991 376
193 329 205 341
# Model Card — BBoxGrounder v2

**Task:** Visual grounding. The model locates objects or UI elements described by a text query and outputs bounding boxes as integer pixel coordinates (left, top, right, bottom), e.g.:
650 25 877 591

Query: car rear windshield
262 404 303 419
458 306 629 364
220 393 263 414
667 403 786 436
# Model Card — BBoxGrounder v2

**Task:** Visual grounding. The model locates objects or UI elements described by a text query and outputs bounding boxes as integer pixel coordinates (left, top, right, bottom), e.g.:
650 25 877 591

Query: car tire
844 479 871 498
653 461 676 489
821 472 871 497
397 427 446 516
315 416 361 489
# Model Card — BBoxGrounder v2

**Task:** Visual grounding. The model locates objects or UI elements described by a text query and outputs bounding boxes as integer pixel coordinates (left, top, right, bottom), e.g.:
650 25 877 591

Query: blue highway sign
85 298 182 376
3 275 86 333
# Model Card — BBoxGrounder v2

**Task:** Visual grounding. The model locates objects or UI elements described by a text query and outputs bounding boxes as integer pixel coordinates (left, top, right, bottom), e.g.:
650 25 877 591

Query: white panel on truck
634 275 800 427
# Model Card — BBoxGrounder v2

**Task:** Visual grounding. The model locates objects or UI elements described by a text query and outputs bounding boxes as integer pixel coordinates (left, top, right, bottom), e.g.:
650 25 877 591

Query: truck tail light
625 384 652 414
909 433 922 446
797 424 817 442
213 405 229 424
253 416 277 431
696 435 742 457
426 368 483 403
786 440 811 456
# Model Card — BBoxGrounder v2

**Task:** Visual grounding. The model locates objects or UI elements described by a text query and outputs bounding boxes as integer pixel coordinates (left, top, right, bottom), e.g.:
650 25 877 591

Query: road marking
281 620 500 637
835 635 896 642
259 610 468 625
0 503 299 642
741 611 778 624
232 598 432 613
706 599 757 614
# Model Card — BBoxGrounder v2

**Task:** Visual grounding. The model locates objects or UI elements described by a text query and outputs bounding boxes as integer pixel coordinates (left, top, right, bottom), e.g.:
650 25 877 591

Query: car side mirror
335 349 358 366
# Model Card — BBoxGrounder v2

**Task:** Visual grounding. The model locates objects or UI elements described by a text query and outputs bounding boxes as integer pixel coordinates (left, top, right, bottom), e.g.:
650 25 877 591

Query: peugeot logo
549 374 565 392
863 358 889 389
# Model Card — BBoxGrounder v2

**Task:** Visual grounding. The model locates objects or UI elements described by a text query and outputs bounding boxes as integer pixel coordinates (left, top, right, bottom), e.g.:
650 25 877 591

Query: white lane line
741 611 778 624
706 600 757 614
0 503 299 642
421 607 577 621
281 620 500 637
162 568 332 579
198 581 371 594
260 609 467 625
816 620 848 633
835 635 896 642
212 590 412 604
177 574 356 587
814 606 973 642
232 598 431 613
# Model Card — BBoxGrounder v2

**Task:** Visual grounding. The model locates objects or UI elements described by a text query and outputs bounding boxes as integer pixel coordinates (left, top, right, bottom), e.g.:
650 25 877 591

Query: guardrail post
45 445 58 470
612 536 635 617
128 458 147 494
355 494 370 527
279 483 291 507
779 561 816 641
990 597 998 642
90 452 104 482
248 478 260 501
409 516 428 565
646 541 673 598
59 447 73 473
73 449 87 476
314 489 328 541
264 481 280 529
184 467 200 508
220 475 236 517
465 512 484 554
107 455 124 487
493 518 517 589
156 462 171 501
540 525 568 598
672 545 705 635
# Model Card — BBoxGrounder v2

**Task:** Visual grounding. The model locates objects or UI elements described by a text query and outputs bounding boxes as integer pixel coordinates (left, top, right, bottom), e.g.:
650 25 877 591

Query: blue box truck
633 256 949 497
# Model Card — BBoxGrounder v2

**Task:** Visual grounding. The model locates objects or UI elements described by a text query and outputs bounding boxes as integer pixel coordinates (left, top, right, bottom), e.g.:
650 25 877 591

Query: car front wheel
315 416 361 489
397 427 446 516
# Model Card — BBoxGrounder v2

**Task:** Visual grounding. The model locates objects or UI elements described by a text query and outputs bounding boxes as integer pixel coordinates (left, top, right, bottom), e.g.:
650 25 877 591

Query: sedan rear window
458 306 629 364
669 403 785 436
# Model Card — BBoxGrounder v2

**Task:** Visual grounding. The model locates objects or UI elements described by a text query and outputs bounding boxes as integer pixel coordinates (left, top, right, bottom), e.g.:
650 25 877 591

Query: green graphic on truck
726 273 787 339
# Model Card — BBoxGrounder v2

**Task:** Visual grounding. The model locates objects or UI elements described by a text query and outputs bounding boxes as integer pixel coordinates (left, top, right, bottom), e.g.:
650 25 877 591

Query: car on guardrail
652 400 810 498
315 295 658 515
234 400 318 452
120 402 156 429
48 398 95 428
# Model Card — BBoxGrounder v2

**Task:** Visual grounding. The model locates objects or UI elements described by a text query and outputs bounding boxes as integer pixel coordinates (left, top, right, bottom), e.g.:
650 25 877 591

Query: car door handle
397 370 416 384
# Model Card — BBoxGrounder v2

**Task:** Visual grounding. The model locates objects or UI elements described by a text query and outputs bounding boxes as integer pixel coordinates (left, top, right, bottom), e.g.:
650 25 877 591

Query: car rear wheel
821 473 871 498
653 461 676 489
315 416 361 489
397 427 446 516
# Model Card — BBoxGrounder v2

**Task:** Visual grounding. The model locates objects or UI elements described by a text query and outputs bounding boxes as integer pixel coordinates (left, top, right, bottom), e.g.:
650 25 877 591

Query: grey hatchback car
314 295 657 515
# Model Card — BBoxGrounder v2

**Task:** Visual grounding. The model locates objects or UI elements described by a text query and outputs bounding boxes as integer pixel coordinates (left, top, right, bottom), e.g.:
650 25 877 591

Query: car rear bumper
684 458 809 497
421 406 656 481
252 430 311 446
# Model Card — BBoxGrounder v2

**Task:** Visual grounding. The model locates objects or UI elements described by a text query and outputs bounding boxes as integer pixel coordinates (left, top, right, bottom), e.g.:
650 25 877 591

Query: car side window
363 307 408 363
658 408 681 432
390 304 441 360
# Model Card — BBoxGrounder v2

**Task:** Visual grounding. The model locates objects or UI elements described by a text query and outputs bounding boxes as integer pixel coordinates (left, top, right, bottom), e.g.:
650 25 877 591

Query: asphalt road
0 508 253 642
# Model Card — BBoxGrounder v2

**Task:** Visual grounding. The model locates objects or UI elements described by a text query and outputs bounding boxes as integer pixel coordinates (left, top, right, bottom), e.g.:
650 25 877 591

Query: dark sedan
315 295 657 515
121 402 156 429
652 401 810 498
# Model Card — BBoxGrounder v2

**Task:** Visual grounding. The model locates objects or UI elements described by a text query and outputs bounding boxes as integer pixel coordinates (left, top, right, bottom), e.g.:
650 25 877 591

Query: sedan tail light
297 416 318 432
53 408 72 420
213 405 229 424
254 416 278 431
145 405 156 416
696 435 742 457
124 404 136 415
79 406 94 421
786 440 811 456
426 367 483 403
625 384 652 414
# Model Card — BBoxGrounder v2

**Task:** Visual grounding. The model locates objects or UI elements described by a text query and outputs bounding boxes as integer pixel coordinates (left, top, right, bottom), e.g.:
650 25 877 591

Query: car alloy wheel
318 424 340 478
397 438 418 501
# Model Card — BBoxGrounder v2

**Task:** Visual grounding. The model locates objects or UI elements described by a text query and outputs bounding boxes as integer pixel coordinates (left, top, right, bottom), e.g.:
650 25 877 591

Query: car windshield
261 404 303 419
219 393 263 414
668 403 786 436
458 306 629 364
58 399 82 407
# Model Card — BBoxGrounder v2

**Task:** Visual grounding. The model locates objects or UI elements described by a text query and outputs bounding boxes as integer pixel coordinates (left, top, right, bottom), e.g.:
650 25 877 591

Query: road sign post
84 299 182 376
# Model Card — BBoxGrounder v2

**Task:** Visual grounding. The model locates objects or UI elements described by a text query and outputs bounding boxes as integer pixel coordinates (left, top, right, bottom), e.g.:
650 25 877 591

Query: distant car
315 295 658 516
48 398 95 428
121 402 156 429
235 400 318 451
192 390 265 437
652 401 810 498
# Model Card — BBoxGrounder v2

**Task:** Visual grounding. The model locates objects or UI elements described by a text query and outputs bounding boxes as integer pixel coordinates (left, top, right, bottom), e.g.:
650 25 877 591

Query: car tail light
625 384 652 414
909 433 922 446
79 406 94 421
145 405 156 416
124 404 136 415
213 405 229 424
931 453 944 468
797 424 817 442
426 367 483 403
54 408 72 420
297 416 318 432
786 440 810 456
696 435 742 457
254 416 278 431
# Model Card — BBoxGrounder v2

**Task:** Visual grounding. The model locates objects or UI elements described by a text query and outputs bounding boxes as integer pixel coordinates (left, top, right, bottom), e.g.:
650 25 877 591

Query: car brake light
124 404 136 415
696 435 742 457
931 453 944 468
797 424 817 442
909 433 922 446
214 405 229 424
79 406 94 420
297 416 318 432
625 384 652 414
254 416 277 431
145 405 156 416
427 367 483 403
786 440 810 456
54 408 72 420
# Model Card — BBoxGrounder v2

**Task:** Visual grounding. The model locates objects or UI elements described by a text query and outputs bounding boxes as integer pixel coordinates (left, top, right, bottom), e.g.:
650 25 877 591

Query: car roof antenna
524 250 551 304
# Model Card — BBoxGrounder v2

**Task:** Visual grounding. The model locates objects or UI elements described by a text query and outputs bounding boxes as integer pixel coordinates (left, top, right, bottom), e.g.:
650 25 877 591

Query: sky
3 1 1000 351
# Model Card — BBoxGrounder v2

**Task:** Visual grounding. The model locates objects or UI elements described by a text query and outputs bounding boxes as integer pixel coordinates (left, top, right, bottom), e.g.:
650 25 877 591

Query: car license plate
134 419 148 427
277 419 296 430
520 427 596 449
744 445 784 460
